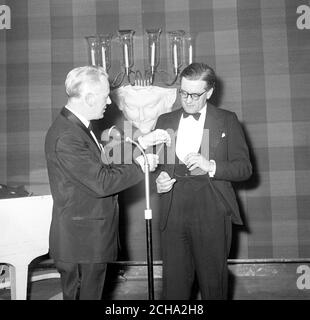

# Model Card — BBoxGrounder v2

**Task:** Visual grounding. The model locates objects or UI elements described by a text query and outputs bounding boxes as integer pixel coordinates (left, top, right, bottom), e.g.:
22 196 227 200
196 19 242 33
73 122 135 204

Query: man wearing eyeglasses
154 62 252 300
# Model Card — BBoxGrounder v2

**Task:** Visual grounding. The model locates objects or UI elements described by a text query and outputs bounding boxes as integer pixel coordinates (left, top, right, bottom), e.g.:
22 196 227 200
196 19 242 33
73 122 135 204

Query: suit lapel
169 108 182 157
170 108 183 132
60 107 102 153
204 103 225 159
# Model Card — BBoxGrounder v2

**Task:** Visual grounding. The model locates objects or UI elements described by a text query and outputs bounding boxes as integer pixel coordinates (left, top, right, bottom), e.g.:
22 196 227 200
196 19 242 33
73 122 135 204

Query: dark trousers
54 261 107 300
161 175 232 300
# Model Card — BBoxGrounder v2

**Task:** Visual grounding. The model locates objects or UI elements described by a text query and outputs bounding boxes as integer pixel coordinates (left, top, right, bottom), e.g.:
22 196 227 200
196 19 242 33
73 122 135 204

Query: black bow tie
182 111 201 121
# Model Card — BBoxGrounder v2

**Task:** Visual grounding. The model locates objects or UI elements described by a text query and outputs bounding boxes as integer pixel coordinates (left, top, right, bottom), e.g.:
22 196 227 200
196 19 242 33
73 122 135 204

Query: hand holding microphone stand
125 136 155 300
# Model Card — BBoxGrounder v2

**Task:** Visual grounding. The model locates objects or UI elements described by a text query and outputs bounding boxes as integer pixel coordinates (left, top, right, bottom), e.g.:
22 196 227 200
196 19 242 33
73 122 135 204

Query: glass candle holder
184 35 194 66
118 30 135 74
168 30 185 75
146 28 161 73
98 34 112 71
85 36 100 66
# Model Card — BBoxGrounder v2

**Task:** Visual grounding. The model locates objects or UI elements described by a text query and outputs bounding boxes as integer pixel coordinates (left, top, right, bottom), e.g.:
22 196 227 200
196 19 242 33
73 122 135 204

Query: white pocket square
221 132 226 138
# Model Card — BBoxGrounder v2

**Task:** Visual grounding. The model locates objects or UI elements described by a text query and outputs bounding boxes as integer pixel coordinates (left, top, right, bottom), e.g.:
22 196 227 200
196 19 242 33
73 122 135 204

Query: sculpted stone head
112 85 177 134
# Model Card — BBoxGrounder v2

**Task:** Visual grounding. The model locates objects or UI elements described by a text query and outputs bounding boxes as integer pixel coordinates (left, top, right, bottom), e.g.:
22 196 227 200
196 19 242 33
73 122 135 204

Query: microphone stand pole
126 137 154 300
144 158 154 300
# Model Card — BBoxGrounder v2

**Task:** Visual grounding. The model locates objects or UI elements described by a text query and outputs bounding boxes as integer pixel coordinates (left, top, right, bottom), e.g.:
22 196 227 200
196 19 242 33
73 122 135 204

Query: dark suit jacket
155 103 252 229
45 107 143 263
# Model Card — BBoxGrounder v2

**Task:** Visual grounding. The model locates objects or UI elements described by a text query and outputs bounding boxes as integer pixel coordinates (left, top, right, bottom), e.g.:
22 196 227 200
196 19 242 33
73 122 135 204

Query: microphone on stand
125 136 146 158
125 136 154 300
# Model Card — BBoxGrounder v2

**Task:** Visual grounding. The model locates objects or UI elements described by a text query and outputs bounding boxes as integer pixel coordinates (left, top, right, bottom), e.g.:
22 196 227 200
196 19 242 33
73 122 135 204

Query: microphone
125 136 145 154
106 127 145 153
125 136 151 175
105 127 164 155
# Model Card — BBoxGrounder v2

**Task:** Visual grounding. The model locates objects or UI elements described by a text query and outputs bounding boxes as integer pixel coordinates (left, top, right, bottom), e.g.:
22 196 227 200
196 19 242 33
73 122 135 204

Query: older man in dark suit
45 66 170 300
154 62 252 300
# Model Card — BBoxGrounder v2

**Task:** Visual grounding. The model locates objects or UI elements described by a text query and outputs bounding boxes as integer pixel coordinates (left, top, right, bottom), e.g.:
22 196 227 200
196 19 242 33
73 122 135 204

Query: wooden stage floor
1 259 310 300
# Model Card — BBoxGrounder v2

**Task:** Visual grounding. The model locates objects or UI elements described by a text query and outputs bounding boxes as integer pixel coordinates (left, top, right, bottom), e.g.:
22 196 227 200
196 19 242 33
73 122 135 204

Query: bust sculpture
111 85 177 134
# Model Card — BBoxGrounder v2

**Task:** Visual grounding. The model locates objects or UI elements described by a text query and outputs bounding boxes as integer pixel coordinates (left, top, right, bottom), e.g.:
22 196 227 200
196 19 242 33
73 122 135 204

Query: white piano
0 195 53 300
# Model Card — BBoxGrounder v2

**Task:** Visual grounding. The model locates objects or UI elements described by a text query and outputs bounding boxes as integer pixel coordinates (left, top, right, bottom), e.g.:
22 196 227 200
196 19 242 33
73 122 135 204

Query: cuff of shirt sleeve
208 160 216 177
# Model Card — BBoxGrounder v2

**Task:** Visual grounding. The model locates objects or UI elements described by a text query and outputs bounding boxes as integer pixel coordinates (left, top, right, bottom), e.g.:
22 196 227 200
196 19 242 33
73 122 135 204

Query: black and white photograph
0 0 309 312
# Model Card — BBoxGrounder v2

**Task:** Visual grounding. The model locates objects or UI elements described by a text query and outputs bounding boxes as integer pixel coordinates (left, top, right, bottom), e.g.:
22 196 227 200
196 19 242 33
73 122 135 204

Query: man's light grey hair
65 66 109 98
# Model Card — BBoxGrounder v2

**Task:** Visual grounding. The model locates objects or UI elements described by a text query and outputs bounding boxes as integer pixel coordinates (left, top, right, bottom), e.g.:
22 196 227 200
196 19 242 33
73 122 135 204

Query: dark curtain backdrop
0 0 309 260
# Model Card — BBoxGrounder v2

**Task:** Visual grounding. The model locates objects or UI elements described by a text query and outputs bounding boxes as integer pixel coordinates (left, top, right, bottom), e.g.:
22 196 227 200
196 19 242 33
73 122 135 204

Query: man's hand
138 129 171 149
156 171 176 193
183 153 215 173
136 154 159 173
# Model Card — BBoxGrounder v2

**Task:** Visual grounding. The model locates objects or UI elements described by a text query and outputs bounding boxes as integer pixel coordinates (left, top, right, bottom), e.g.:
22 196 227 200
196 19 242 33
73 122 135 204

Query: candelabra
85 29 194 88
86 34 112 71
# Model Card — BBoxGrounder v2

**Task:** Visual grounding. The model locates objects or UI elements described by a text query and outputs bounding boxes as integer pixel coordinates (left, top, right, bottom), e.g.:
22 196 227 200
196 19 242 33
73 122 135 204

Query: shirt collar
65 105 90 129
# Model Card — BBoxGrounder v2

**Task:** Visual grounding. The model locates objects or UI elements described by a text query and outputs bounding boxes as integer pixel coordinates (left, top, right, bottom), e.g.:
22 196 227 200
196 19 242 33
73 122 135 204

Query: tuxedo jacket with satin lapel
45 107 143 263
154 103 252 229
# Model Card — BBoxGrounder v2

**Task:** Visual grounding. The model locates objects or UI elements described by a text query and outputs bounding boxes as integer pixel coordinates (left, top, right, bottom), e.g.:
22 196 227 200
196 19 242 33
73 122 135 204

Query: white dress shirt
176 104 216 177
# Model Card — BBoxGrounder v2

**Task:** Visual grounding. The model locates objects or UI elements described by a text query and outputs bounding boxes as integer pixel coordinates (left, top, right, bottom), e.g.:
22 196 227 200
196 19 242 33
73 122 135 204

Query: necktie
87 123 103 151
182 111 201 121
87 123 93 131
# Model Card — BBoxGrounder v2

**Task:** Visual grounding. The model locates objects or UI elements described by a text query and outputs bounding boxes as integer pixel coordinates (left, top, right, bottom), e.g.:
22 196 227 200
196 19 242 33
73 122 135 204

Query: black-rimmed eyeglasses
178 89 208 101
